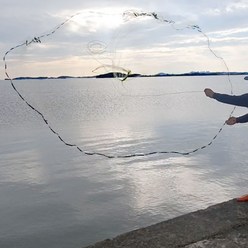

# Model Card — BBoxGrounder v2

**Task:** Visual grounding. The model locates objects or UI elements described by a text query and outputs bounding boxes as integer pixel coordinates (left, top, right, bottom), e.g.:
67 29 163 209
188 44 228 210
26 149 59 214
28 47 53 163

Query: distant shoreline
4 71 248 81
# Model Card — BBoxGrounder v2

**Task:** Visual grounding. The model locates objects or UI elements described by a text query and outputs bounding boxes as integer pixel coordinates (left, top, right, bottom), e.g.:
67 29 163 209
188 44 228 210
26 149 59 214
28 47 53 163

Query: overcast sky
1 0 248 79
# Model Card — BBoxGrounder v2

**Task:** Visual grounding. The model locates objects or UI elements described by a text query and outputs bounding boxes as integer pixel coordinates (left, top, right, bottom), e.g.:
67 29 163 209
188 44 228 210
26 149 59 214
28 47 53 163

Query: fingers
225 117 237 125
204 88 214 98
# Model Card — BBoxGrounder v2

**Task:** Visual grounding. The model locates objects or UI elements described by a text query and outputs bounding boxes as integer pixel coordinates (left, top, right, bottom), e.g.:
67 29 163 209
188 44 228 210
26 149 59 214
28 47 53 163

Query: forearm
237 113 248 123
213 93 248 108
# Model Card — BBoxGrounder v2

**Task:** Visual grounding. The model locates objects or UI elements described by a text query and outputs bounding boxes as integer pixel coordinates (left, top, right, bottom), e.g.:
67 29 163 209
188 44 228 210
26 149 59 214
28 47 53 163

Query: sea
0 75 248 248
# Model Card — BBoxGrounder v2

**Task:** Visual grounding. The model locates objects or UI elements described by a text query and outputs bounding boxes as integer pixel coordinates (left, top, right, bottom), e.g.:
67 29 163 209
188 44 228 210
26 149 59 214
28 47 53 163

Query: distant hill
5 71 248 80
95 72 141 79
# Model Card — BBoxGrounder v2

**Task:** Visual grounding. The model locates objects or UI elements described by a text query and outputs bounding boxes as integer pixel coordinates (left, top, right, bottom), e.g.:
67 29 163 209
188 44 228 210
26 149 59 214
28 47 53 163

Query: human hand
204 88 214 98
225 117 237 125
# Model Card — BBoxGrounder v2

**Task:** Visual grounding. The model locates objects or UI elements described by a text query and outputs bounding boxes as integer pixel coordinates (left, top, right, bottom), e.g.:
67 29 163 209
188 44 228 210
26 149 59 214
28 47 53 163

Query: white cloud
226 0 248 12
210 27 248 37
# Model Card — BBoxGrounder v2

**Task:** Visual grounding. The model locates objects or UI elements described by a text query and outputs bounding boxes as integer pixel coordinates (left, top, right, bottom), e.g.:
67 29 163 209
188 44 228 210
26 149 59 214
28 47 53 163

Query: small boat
244 76 248 80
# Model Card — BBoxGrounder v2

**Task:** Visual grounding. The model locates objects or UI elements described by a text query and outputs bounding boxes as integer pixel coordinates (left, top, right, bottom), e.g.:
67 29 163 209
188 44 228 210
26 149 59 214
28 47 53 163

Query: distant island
5 71 248 80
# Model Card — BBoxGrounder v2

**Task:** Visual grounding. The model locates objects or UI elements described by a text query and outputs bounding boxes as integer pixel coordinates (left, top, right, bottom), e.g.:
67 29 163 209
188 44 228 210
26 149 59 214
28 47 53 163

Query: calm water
0 76 248 248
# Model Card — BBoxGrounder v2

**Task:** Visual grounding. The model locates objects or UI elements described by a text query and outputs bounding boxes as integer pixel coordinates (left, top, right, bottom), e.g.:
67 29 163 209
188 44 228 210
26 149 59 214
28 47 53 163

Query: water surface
0 76 248 248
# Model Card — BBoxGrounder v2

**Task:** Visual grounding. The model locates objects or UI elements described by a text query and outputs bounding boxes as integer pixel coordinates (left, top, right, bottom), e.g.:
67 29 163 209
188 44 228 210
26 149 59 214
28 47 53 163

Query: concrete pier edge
84 199 248 248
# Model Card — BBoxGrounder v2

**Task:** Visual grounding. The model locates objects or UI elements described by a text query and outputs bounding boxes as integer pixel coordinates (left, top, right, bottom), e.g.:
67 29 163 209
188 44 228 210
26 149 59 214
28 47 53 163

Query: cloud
225 0 248 12
1 1 248 79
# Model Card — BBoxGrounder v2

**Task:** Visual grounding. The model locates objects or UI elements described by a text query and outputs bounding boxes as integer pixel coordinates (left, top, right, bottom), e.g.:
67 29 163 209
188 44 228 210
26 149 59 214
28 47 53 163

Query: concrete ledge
84 199 248 248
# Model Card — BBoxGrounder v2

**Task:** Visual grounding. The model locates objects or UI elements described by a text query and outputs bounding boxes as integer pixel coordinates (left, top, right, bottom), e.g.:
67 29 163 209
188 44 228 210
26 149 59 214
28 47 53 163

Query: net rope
3 10 236 158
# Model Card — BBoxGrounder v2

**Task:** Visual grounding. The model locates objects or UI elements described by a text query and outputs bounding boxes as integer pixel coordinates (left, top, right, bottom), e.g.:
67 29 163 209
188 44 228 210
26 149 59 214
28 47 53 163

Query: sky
1 0 248 79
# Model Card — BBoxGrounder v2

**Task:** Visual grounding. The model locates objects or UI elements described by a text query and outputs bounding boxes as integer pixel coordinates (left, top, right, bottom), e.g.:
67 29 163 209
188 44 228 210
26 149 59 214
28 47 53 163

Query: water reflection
117 154 231 221
1 151 45 185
